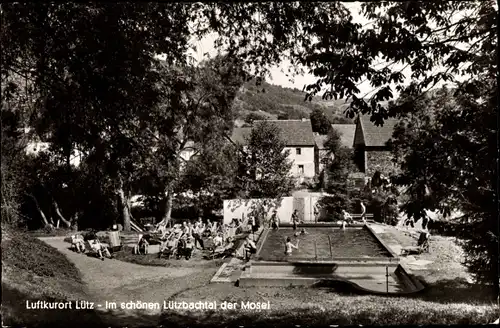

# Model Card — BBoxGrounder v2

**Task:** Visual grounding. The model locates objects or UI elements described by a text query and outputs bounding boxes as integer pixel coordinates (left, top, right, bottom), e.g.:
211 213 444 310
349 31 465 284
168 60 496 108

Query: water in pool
257 227 391 261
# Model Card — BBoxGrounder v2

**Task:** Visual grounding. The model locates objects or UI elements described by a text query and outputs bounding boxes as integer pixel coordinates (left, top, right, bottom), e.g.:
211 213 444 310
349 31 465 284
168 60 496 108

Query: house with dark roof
331 124 356 148
313 124 356 175
230 119 316 178
353 115 398 176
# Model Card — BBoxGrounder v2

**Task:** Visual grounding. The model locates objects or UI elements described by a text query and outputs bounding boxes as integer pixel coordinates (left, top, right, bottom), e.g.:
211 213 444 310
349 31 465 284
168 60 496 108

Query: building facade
230 119 316 179
353 115 398 177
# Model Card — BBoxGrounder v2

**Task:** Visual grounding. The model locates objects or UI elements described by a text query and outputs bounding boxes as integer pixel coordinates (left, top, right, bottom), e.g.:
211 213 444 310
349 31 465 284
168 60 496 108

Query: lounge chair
203 237 236 260
401 232 430 255
158 238 178 259
84 240 111 260
208 244 235 260
70 235 85 253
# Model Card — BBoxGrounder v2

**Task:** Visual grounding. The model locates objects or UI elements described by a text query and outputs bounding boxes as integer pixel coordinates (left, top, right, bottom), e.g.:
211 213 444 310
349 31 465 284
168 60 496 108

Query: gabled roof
314 134 328 150
356 115 398 147
331 124 356 148
231 120 315 146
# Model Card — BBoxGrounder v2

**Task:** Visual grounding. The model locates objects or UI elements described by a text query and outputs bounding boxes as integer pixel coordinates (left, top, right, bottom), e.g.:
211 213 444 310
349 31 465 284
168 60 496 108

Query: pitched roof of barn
356 115 398 147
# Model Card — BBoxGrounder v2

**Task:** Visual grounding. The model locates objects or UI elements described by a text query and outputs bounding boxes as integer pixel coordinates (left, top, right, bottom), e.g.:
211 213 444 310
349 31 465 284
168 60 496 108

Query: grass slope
1 226 103 327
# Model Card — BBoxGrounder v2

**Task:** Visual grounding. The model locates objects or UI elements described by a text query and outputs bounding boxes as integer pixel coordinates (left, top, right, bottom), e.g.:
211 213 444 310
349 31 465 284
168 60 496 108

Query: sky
175 2 472 98
185 2 373 95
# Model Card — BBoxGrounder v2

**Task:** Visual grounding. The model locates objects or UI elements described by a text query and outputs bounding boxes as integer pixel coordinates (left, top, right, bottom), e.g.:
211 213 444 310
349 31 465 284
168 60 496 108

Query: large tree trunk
53 199 71 228
117 178 131 231
28 194 51 228
161 184 173 227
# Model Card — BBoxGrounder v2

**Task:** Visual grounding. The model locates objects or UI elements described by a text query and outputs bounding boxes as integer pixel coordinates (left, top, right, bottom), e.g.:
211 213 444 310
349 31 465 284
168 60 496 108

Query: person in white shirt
182 221 190 237
192 222 205 250
360 201 366 222
285 237 299 255
213 233 224 248
71 234 85 253
342 210 353 225
270 211 279 230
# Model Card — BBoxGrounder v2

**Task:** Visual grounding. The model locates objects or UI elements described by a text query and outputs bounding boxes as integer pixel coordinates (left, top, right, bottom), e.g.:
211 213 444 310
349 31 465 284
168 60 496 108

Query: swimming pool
256 226 392 262
237 224 425 294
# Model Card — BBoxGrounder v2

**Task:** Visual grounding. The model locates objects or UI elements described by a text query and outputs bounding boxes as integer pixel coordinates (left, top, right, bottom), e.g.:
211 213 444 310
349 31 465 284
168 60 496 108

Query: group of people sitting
150 217 249 260
153 218 206 259
70 230 112 261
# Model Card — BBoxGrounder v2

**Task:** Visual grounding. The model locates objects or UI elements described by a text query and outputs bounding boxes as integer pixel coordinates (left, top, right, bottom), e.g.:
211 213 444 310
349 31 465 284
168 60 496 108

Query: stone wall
366 150 397 176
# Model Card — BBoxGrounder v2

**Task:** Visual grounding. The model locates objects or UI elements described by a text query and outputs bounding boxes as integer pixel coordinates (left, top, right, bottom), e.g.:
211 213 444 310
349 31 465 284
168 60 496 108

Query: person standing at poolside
291 210 299 230
360 201 367 223
313 203 321 222
270 210 280 230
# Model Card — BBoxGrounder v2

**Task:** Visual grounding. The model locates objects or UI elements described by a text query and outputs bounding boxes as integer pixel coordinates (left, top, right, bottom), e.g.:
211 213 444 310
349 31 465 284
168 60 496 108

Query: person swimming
285 237 299 255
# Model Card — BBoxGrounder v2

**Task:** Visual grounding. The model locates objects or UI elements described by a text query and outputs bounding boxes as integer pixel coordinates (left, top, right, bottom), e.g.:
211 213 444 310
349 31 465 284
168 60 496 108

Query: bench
349 213 374 221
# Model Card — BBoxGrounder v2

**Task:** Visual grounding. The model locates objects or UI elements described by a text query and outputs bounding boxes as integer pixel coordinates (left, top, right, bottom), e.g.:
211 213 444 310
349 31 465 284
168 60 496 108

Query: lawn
159 286 498 326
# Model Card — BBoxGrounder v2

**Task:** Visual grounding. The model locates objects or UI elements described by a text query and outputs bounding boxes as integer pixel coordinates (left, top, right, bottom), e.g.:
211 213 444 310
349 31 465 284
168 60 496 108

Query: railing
328 235 333 259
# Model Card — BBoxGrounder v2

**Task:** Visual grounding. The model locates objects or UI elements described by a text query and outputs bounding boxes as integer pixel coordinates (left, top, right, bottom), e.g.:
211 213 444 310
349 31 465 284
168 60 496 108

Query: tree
237 121 295 198
1 109 29 226
277 112 289 120
1 3 197 230
137 55 245 226
319 129 357 220
2 2 496 286
179 138 239 217
310 108 331 134
245 112 267 125
391 82 497 288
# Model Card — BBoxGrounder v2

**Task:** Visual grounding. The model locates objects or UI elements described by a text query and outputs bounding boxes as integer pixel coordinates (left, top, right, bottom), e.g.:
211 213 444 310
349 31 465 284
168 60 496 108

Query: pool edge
365 224 400 259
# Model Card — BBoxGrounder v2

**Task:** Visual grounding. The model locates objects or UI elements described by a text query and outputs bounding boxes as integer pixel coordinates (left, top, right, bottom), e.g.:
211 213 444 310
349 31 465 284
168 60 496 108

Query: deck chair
204 237 234 260
226 227 237 240
401 232 430 255
84 240 111 259
210 222 218 235
209 244 235 260
70 235 85 253
158 238 178 259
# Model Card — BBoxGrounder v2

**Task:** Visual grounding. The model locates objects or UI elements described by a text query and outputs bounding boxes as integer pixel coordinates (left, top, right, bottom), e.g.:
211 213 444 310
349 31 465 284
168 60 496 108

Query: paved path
39 237 207 316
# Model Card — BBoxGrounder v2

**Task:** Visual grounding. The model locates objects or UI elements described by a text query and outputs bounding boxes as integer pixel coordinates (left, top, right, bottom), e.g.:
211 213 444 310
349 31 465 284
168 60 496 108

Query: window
298 165 304 174
296 148 301 155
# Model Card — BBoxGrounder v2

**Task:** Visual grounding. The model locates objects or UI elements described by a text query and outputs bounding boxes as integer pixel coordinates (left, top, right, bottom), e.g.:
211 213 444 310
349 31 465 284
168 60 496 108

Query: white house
230 119 316 179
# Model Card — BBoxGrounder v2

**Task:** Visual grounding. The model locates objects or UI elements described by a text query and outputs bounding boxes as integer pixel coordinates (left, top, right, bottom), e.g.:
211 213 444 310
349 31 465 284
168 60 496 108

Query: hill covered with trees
233 80 353 124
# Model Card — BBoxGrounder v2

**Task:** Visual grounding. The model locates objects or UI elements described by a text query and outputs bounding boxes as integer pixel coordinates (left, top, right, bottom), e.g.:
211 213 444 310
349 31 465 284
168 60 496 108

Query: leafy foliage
245 112 267 124
391 82 498 286
237 121 295 198
310 108 332 134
